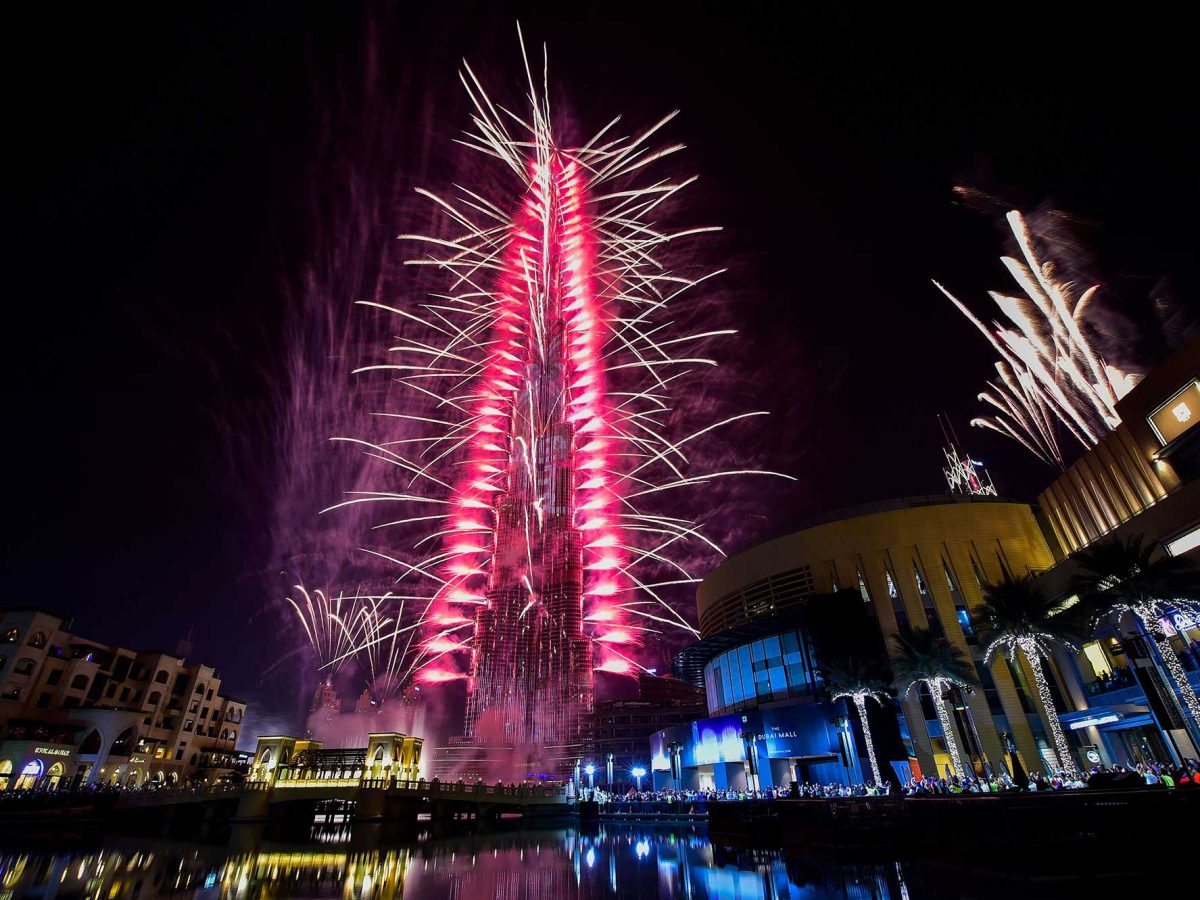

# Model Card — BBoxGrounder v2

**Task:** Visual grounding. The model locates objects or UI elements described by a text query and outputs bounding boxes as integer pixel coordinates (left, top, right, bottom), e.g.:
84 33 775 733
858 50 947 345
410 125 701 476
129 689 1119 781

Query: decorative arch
147 690 162 706
154 670 169 684
194 682 206 695
109 725 137 757
79 729 103 755
26 632 46 649
13 658 36 676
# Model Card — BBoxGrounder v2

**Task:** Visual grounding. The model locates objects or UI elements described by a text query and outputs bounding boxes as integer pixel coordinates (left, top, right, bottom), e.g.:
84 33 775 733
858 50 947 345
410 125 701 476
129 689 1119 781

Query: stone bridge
114 776 571 831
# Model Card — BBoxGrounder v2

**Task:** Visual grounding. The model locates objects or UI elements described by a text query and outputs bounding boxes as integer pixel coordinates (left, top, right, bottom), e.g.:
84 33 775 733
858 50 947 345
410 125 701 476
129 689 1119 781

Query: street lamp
585 763 596 790
631 766 646 792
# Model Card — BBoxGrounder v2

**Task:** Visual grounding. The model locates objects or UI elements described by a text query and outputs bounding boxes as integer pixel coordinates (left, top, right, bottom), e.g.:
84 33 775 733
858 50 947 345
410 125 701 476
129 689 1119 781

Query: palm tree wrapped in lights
891 627 978 777
825 659 890 787
1072 536 1200 731
975 576 1078 775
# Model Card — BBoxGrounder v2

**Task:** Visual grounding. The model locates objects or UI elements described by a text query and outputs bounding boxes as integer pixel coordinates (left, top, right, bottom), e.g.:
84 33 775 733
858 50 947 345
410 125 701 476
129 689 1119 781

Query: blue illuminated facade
702 629 822 715
652 618 868 792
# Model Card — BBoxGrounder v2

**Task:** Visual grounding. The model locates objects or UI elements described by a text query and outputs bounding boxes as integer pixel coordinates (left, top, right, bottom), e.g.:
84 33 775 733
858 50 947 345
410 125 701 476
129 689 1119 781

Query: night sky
5 2 1198 731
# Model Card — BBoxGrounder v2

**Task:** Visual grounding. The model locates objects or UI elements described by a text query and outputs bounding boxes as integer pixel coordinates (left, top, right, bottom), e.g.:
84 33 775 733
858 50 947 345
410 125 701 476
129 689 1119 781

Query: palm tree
974 576 1078 775
891 627 978 777
1072 535 1200 729
825 659 890 786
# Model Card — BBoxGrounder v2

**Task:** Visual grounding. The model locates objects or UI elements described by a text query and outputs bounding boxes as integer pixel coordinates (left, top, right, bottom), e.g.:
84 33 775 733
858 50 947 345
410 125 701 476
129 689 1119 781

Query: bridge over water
112 775 572 833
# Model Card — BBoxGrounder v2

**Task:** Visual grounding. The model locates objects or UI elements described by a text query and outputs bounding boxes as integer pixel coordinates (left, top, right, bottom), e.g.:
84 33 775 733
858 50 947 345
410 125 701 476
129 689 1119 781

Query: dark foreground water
0 826 911 899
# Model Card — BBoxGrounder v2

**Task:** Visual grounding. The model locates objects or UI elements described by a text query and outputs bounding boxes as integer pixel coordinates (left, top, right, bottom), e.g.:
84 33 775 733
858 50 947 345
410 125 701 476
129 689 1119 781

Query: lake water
0 825 911 899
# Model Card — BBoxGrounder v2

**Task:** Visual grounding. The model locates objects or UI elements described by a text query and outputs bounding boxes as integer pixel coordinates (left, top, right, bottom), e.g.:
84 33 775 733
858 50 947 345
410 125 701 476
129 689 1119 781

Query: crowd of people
580 758 1200 804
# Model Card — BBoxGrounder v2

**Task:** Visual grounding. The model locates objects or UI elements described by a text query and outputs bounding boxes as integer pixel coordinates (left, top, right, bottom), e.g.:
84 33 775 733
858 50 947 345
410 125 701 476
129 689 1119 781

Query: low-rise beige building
0 609 247 790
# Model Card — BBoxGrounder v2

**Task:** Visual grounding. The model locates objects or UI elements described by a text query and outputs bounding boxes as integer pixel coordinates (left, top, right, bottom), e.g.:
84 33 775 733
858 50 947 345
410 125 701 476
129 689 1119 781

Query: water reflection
0 827 907 899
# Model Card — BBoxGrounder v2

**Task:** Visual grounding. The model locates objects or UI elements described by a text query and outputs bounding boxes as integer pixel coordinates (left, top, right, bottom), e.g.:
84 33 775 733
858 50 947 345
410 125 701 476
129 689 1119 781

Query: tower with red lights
447 151 615 753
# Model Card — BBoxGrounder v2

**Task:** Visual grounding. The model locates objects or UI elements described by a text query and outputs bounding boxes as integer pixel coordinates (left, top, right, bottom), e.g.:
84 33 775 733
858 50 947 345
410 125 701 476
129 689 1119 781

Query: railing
596 799 708 817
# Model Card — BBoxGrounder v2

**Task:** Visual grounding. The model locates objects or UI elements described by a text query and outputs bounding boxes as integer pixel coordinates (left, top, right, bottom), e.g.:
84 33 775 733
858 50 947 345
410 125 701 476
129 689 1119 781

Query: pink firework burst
335 30 791 747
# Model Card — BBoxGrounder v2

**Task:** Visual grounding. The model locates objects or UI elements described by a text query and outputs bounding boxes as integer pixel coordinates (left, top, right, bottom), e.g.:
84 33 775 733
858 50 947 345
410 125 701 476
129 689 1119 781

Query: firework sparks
936 207 1139 467
332 30 791 746
284 585 365 675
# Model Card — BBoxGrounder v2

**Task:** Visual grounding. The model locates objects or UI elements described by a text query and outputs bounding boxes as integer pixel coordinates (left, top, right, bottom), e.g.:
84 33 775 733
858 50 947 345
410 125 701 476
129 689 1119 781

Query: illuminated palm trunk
928 679 966 777
851 693 883 786
1142 613 1200 730
1018 638 1076 775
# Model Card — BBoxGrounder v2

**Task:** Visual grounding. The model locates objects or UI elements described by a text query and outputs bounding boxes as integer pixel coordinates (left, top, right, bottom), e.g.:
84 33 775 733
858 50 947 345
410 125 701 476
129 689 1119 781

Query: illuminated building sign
1148 379 1200 445
1069 713 1120 730
33 747 72 757
942 445 997 497
1165 523 1200 558
1160 612 1198 637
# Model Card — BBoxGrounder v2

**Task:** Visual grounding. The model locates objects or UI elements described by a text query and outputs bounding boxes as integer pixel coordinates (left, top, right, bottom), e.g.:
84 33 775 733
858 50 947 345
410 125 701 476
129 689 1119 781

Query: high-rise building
458 154 596 760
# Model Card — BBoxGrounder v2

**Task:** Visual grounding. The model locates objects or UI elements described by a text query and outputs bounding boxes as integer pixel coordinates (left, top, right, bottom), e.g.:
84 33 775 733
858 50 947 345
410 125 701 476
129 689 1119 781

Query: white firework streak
935 209 1139 467
328 30 792 685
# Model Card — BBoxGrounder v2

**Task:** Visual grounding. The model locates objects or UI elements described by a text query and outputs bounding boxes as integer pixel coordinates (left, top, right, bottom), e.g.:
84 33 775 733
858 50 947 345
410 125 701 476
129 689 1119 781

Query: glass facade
702 629 821 715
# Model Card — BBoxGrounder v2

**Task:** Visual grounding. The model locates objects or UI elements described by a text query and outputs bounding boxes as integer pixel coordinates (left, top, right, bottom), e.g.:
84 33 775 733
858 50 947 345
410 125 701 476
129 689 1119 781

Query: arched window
228 730 237 744
259 748 272 767
26 632 46 649
374 746 386 763
79 729 102 755
194 683 206 696
13 658 36 676
2 627 19 643
70 674 89 690
147 690 162 706
154 670 169 684
190 752 198 766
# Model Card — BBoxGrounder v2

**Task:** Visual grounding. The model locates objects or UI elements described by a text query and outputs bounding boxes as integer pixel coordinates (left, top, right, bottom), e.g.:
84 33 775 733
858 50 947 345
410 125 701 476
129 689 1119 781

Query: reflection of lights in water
636 840 650 859
585 847 596 868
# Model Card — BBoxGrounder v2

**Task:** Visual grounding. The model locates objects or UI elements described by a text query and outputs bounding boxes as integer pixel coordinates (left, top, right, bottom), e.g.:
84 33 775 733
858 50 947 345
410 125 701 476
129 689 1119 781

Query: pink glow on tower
419 151 634 748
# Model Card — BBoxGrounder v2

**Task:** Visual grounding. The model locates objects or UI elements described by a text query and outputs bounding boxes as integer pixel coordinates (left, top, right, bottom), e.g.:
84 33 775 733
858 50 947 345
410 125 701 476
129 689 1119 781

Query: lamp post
605 751 614 790
739 728 759 792
631 766 646 792
667 741 683 789
830 714 852 784
585 764 596 791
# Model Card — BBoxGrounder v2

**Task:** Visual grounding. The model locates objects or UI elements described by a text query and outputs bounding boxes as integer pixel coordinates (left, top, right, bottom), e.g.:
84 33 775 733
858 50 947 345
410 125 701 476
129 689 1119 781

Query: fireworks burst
284 585 364 676
330 31 790 743
935 207 1139 467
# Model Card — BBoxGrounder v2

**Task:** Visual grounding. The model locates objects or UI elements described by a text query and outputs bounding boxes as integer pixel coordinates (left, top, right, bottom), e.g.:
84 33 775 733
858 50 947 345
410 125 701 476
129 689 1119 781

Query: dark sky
4 2 1198 728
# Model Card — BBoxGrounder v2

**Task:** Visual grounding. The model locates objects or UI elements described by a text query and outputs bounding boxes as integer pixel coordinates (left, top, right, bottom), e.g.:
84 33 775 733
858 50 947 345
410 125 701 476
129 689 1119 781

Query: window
154 670 169 684
120 687 130 702
62 696 79 709
1 684 19 700
46 667 62 685
36 692 52 709
147 691 162 706
27 632 46 649
184 721 194 732
70 674 89 690
2 627 18 643
13 658 36 676
194 683 206 696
